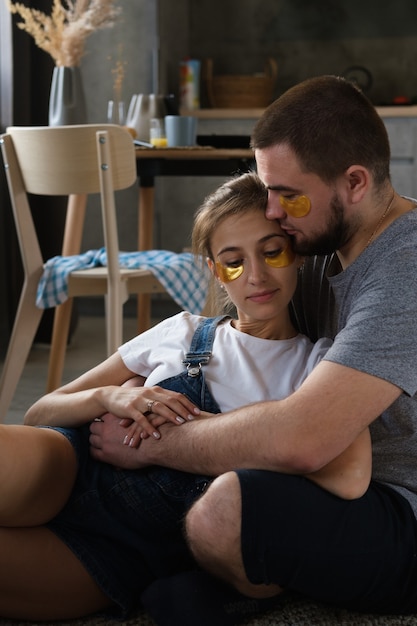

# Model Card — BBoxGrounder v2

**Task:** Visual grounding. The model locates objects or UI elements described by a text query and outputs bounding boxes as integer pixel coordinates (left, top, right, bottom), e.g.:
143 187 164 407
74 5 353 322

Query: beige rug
2 595 417 625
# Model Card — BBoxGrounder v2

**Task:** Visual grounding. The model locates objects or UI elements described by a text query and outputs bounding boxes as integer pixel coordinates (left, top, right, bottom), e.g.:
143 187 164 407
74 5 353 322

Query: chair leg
104 293 124 356
45 193 86 393
137 293 151 334
46 299 74 392
137 184 154 335
0 279 43 422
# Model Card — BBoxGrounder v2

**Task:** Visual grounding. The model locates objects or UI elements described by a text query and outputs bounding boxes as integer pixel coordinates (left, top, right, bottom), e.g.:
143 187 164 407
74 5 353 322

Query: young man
90 76 417 616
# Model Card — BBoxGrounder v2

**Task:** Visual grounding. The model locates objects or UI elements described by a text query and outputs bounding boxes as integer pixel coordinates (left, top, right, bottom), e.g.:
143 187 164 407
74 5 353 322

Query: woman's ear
207 257 225 288
206 257 217 277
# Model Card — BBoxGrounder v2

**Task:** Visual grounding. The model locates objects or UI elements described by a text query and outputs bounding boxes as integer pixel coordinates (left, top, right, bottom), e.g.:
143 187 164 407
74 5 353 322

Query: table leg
138 184 155 334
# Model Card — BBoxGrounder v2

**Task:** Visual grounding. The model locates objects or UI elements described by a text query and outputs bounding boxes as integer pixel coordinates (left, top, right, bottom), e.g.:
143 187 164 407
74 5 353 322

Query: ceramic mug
165 115 197 147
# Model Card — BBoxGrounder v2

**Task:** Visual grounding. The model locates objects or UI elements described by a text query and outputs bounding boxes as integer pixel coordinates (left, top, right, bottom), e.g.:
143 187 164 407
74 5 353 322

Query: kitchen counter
182 106 417 119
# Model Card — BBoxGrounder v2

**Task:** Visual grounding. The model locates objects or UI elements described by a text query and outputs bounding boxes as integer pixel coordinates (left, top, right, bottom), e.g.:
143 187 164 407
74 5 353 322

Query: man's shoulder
391 203 417 238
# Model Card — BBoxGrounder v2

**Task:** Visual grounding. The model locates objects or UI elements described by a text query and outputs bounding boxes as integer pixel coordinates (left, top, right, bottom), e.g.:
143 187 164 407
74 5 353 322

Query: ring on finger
144 400 155 416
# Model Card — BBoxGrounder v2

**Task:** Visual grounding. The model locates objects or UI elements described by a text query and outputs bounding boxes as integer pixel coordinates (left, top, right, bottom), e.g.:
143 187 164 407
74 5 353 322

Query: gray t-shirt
324 208 417 516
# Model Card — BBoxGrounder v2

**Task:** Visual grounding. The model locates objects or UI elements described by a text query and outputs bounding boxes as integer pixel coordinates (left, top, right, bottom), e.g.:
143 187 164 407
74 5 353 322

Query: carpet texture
1 594 417 625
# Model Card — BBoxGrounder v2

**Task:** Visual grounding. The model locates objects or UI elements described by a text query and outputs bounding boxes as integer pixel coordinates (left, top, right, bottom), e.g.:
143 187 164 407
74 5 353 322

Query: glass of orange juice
150 118 167 147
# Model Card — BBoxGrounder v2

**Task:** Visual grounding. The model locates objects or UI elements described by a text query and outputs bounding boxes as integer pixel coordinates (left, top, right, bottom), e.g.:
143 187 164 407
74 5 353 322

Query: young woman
0 172 370 621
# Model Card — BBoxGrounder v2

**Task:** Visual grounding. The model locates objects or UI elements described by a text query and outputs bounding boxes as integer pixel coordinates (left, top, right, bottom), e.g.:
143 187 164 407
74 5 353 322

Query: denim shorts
46 424 211 616
238 469 417 614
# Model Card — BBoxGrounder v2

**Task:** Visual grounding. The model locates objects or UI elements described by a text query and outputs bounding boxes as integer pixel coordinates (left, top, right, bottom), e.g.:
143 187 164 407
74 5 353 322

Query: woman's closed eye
224 257 244 268
264 247 284 259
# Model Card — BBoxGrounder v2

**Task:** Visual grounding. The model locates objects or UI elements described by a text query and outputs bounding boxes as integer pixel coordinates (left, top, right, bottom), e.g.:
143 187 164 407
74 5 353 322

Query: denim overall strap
157 315 229 413
182 315 229 377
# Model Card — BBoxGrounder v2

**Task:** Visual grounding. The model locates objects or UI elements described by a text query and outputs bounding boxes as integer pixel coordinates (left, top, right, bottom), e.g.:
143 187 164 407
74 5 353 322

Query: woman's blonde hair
192 171 268 314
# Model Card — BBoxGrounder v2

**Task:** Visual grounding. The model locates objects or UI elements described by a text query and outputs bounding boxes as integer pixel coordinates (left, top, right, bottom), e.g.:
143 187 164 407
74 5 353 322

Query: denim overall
47 315 229 615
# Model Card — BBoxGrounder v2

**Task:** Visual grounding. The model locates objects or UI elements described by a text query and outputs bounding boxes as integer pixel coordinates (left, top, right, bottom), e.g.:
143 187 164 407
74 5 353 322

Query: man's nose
265 194 286 221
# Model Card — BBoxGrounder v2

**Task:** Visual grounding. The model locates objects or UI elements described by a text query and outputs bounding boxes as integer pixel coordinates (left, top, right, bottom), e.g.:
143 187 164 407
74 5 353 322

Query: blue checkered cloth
36 248 210 314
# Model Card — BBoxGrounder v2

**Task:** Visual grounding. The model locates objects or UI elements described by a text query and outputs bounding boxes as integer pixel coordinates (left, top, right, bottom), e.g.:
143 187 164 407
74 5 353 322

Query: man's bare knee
185 472 242 579
186 472 241 549
186 472 282 599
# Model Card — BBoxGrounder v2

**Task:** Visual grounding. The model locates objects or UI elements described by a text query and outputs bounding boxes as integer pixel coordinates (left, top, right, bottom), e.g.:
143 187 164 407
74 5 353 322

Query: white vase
48 66 87 126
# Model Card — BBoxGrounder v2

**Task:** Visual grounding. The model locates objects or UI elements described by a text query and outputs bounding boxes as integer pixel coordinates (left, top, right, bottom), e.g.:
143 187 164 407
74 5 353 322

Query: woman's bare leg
0 426 112 619
0 526 112 619
0 425 77 526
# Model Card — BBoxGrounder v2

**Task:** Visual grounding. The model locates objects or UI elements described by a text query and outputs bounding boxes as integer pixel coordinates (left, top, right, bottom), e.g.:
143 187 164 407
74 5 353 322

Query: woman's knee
0 426 77 525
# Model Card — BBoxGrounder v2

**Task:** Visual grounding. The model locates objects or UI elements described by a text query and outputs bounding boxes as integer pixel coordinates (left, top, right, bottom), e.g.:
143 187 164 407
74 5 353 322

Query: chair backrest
0 124 137 286
4 124 137 196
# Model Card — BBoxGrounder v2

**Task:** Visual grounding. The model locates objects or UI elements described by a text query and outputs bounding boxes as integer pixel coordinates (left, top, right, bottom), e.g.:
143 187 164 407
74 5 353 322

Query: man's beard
291 194 353 257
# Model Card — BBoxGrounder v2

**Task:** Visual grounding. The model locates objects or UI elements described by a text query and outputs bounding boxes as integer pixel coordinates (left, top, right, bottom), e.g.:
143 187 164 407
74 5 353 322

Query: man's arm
90 360 400 476
306 428 371 499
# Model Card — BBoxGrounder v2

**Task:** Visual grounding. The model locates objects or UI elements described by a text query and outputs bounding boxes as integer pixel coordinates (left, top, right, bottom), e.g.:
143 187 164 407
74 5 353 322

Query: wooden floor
3 315 142 425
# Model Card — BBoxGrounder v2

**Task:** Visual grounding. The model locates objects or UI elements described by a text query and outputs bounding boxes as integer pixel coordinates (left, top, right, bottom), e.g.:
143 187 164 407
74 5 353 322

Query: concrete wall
188 0 417 106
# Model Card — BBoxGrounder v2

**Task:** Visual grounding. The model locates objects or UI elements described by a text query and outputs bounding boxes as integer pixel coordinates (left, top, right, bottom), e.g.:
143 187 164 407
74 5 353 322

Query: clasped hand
89 383 200 468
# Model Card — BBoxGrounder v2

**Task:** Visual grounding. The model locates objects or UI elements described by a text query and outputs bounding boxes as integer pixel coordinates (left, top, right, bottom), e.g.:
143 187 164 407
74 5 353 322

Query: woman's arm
24 352 199 438
306 428 371 499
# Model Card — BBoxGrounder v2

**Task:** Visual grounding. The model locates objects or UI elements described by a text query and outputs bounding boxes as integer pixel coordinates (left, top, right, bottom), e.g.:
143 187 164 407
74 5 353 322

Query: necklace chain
365 193 395 249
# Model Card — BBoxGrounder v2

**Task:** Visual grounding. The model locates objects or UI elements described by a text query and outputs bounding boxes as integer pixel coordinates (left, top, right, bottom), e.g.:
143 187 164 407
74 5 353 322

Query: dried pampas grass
6 0 121 67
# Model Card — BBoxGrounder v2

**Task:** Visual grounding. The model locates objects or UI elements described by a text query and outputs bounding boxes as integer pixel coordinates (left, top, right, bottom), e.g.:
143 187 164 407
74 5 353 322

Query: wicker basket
204 58 278 108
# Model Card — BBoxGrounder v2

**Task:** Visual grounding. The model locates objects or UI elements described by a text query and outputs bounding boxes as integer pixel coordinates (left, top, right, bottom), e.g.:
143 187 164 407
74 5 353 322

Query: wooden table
135 146 255 331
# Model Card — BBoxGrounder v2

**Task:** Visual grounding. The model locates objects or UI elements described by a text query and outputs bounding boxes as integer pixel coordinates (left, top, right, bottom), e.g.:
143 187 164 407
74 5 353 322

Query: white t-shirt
119 312 332 414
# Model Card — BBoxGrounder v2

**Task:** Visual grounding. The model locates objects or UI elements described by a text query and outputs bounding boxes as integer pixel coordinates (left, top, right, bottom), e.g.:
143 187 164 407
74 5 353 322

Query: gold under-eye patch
215 262 244 282
279 194 311 217
264 245 295 268
215 244 295 283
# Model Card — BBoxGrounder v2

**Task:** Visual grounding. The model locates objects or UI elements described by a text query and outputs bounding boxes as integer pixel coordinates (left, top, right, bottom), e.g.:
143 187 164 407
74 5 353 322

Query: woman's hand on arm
24 352 199 437
89 409 217 466
120 408 214 448
97 383 199 440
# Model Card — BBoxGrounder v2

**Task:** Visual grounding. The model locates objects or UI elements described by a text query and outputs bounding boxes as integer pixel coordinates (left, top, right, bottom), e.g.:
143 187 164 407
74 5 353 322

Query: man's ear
344 165 369 204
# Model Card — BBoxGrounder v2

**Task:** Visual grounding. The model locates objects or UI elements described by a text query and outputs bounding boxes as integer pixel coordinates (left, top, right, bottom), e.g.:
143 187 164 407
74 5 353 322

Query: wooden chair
0 124 171 421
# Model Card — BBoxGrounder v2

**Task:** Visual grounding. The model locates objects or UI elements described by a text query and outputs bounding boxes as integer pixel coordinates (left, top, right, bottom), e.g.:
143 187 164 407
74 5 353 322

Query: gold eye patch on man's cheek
279 194 311 217
265 245 296 268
